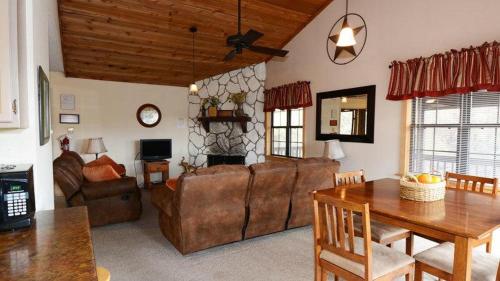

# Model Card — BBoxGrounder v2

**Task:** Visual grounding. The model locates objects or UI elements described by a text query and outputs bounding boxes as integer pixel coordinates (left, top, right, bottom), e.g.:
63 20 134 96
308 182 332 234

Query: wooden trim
399 100 412 176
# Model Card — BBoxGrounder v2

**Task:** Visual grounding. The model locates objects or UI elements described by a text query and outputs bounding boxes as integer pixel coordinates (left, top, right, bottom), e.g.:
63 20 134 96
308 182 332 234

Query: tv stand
143 160 169 189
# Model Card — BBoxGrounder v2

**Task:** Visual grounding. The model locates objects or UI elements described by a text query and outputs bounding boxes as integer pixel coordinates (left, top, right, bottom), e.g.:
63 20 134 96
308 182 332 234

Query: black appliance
140 139 172 161
0 164 35 231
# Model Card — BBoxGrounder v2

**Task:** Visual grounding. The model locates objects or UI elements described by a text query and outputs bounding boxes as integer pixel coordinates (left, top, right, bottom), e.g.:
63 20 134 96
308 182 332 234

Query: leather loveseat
53 151 142 226
152 157 339 255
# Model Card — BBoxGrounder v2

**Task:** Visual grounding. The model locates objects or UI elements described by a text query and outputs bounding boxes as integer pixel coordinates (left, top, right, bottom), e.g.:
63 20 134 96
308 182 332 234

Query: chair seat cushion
320 237 414 279
353 215 409 242
414 242 499 281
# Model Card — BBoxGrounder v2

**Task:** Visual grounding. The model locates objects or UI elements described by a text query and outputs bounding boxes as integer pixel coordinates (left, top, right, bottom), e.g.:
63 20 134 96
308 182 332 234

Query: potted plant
207 96 220 117
230 92 247 116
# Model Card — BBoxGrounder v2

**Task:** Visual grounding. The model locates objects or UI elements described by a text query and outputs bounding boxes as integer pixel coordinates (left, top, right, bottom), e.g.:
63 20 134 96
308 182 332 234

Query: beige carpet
91 190 496 281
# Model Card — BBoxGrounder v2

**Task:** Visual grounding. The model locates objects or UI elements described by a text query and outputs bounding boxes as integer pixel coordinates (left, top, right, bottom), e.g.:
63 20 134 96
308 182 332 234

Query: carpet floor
91 190 497 281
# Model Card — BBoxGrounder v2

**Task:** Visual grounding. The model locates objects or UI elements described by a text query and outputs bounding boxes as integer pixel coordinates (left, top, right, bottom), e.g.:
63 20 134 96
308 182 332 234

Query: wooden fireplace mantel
197 116 251 133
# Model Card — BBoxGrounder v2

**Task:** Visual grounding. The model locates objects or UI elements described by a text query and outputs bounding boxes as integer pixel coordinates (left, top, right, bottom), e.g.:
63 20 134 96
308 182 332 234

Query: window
409 92 500 178
271 108 304 158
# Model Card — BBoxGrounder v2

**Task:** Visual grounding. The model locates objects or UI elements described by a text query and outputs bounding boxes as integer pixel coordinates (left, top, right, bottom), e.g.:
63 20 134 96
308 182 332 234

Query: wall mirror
137 104 162 128
316 85 375 143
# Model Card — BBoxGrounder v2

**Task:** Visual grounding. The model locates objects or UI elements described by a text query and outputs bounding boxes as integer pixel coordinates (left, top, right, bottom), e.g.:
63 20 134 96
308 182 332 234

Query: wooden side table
143 160 169 189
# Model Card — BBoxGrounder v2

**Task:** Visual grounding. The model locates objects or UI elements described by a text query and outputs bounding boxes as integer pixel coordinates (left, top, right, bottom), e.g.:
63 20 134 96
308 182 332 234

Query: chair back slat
312 192 372 280
334 170 366 187
445 172 498 196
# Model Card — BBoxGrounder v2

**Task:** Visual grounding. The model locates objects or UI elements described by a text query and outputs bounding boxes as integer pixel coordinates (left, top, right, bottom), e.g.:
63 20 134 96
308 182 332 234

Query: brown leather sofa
53 151 142 226
152 165 250 254
152 157 339 255
287 157 340 229
244 162 297 239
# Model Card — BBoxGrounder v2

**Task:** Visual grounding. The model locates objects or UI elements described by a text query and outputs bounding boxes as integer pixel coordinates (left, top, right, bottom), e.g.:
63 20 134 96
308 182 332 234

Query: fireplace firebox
207 155 245 167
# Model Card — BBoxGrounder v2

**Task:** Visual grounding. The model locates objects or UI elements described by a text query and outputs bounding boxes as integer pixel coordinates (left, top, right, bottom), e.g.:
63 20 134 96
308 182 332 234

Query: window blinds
409 92 500 178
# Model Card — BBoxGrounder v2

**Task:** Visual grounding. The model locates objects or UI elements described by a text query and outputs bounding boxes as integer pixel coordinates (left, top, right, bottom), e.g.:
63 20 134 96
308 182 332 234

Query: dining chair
414 242 500 281
445 172 498 195
334 170 414 256
312 192 415 281
445 172 497 253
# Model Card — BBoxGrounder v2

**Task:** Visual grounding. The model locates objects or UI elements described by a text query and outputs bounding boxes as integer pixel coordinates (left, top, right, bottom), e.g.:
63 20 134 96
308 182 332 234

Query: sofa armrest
151 186 176 217
81 176 138 200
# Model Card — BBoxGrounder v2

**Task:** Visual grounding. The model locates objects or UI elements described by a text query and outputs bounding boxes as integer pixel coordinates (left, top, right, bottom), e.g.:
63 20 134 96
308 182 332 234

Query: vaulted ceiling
58 0 333 87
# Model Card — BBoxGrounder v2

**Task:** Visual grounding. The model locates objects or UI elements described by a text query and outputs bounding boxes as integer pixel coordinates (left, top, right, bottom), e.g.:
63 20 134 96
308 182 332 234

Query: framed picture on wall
38 66 50 145
59 114 80 124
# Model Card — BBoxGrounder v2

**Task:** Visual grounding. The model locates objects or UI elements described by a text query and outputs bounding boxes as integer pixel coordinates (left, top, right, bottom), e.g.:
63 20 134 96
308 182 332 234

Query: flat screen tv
140 139 172 161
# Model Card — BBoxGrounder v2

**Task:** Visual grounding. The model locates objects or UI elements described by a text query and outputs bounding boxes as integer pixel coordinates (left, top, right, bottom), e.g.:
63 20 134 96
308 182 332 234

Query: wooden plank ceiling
58 0 333 87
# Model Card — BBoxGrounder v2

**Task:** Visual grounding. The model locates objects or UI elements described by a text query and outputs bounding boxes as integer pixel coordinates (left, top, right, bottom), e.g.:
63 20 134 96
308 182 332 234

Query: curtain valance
264 81 313 112
386 42 499 101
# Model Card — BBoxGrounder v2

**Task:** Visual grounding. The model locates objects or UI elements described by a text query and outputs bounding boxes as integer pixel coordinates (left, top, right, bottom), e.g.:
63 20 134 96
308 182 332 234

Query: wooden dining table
316 178 500 281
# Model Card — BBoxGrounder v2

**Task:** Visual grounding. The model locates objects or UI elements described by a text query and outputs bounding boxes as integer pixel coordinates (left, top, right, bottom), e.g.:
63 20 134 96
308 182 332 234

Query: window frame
401 92 500 178
269 108 304 158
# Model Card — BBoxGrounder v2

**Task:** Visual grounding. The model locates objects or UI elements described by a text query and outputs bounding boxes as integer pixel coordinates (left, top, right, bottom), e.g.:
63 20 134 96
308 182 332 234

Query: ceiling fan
223 0 289 61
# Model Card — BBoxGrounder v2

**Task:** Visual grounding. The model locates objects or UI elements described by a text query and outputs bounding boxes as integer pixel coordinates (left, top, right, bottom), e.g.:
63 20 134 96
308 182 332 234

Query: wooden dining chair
312 192 415 281
445 172 498 195
414 242 500 281
334 170 414 256
445 172 497 253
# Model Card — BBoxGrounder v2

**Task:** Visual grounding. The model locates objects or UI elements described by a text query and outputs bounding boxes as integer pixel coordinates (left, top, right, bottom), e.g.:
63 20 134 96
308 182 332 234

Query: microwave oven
0 164 35 231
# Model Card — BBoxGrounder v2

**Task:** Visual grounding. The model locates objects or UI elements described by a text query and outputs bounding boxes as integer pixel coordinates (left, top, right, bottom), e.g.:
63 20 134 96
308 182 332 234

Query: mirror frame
136 103 162 128
315 85 376 143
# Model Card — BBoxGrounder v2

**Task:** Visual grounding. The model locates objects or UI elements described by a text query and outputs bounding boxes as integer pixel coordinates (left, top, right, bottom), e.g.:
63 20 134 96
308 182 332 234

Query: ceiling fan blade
224 49 238 61
248 45 288 57
241 29 263 45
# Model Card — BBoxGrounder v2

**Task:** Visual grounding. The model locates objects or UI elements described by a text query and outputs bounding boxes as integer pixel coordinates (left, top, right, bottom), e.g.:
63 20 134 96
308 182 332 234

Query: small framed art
59 114 80 124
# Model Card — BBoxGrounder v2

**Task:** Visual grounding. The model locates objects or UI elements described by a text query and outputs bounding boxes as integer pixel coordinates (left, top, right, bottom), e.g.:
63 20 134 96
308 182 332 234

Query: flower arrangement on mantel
230 92 247 117
201 97 220 117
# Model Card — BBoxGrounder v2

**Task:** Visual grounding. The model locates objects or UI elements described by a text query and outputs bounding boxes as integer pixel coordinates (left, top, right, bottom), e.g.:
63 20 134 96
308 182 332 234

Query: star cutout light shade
326 0 367 65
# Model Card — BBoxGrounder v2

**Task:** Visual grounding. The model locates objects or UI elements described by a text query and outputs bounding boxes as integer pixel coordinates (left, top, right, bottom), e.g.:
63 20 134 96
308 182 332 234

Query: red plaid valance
264 81 313 112
386 42 500 101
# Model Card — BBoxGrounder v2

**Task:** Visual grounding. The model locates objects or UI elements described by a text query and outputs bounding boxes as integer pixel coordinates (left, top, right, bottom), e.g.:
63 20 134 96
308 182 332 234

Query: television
140 139 172 161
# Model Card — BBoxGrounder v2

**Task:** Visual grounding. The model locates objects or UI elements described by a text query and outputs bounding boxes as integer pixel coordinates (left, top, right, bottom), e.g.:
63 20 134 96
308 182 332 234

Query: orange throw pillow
166 178 177 191
83 165 121 182
86 155 126 176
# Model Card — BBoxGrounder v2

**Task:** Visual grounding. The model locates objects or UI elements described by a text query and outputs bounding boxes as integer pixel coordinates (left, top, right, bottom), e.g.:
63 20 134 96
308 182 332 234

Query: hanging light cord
192 30 195 83
345 0 349 15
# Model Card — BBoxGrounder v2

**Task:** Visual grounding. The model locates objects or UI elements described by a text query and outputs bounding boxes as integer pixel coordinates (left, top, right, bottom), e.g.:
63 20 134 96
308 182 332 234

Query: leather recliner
53 151 142 226
152 165 250 255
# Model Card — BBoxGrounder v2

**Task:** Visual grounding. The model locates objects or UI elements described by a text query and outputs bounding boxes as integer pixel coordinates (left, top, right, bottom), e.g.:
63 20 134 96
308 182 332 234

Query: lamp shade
85 138 107 154
323 140 345 160
189 83 198 94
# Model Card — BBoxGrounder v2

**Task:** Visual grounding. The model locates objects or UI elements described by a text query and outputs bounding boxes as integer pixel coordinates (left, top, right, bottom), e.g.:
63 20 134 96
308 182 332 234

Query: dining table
315 178 500 281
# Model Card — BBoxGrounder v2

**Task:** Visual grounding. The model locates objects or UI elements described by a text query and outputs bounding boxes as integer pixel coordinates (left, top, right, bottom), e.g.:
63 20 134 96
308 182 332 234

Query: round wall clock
136 104 162 128
326 13 367 65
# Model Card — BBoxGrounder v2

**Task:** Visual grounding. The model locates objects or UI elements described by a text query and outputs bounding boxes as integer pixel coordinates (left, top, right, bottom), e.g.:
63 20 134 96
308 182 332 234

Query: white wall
266 0 500 180
50 72 189 186
0 0 54 211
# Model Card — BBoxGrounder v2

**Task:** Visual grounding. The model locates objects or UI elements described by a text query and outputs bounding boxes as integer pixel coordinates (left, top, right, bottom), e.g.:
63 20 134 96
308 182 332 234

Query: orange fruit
417 173 433 184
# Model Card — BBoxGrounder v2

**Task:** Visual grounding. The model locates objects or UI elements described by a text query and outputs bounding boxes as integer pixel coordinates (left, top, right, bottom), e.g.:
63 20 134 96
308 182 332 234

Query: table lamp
323 139 345 160
85 137 107 159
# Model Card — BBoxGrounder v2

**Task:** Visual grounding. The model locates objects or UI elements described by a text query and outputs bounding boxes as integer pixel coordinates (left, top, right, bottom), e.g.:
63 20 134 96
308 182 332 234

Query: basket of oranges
400 173 446 202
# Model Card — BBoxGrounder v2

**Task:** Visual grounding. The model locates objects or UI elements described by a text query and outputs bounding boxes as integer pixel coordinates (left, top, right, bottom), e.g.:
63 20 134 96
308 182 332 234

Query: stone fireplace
188 63 266 167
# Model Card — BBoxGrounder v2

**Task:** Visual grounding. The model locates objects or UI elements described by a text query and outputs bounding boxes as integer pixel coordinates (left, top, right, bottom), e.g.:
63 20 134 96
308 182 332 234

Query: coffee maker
0 164 35 231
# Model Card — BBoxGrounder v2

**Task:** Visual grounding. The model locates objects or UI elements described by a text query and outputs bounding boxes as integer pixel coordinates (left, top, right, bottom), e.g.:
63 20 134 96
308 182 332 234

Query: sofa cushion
83 165 121 182
81 177 138 200
414 242 499 281
53 155 85 199
320 237 414 279
86 155 126 176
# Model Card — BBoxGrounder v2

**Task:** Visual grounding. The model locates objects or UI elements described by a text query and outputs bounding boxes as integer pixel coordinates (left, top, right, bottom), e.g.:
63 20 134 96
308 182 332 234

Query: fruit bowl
400 177 446 202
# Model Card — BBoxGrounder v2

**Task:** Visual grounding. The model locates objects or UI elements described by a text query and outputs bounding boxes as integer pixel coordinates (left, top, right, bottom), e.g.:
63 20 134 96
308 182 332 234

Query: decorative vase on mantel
235 104 244 117
230 92 247 117
208 106 218 117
